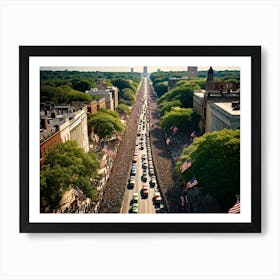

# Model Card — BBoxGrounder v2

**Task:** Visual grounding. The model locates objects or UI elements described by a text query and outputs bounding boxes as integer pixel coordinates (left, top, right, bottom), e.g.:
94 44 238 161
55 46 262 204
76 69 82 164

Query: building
193 90 240 133
193 90 206 132
86 86 118 111
40 103 90 165
40 120 61 166
143 66 148 77
87 98 106 114
86 89 114 110
131 68 134 73
207 102 240 132
205 66 240 92
187 66 198 78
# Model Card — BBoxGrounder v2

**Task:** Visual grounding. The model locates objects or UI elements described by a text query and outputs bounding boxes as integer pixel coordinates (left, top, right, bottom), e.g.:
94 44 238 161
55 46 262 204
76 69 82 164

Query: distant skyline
40 66 240 73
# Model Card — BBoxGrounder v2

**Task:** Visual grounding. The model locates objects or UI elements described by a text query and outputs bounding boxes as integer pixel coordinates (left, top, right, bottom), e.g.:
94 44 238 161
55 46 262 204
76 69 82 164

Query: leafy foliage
158 86 194 108
40 84 92 103
116 104 131 115
154 82 168 97
72 79 94 92
40 141 100 210
88 109 124 140
159 100 182 116
177 129 240 211
160 107 199 133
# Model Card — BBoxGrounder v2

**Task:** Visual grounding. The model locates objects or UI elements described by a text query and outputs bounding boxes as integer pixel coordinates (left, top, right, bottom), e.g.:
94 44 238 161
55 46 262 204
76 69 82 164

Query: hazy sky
40 66 240 72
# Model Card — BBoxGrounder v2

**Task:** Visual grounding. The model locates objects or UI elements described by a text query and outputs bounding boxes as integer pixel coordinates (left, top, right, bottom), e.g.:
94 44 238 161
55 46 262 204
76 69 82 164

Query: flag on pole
173 126 179 134
102 145 108 153
166 137 171 145
228 201 240 214
180 159 192 173
186 177 198 189
191 131 197 139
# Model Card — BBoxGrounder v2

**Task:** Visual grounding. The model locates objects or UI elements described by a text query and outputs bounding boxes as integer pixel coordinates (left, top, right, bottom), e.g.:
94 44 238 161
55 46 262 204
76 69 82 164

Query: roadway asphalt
121 78 165 214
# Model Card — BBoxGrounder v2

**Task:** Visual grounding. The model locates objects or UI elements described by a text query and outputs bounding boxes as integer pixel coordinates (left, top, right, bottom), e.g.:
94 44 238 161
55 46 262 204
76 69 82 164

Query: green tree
177 129 240 211
159 100 182 116
159 86 194 108
154 82 168 97
113 78 132 92
88 117 115 140
88 110 124 141
40 141 100 211
123 91 136 105
72 79 93 92
116 104 131 115
160 107 199 133
98 108 119 119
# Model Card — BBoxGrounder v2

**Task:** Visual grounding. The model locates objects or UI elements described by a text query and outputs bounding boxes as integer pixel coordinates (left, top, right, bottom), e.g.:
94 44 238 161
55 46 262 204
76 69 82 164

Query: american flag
99 159 106 168
102 145 108 153
180 159 192 173
166 137 171 145
173 126 179 134
191 131 197 138
228 201 240 214
186 177 198 189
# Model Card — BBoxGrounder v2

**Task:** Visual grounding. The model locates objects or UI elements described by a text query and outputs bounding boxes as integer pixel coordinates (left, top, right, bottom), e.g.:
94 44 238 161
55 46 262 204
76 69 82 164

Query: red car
142 185 149 197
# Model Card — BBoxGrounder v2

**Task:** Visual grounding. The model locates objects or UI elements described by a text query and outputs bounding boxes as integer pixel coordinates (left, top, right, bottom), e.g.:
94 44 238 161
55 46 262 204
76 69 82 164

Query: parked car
142 173 148 182
128 176 135 188
150 176 156 187
133 192 138 202
149 168 155 176
132 203 138 213
142 185 149 197
154 192 162 204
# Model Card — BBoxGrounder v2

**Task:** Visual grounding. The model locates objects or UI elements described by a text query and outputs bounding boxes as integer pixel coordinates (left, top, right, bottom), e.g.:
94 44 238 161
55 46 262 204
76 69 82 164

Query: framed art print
19 46 261 233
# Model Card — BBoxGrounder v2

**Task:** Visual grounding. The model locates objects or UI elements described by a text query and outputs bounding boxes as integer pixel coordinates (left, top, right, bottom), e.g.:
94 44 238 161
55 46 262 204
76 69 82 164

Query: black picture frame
20 46 261 233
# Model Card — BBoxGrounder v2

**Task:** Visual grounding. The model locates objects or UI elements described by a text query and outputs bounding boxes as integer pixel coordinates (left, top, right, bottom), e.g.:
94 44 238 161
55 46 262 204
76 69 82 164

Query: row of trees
176 129 240 211
40 141 100 211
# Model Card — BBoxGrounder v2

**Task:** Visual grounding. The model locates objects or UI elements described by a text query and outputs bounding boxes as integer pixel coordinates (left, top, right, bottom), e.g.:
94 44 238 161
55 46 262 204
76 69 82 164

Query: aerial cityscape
40 66 240 214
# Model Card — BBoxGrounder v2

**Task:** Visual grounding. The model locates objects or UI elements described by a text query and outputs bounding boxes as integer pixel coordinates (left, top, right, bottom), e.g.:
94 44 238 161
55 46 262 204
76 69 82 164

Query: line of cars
127 79 162 213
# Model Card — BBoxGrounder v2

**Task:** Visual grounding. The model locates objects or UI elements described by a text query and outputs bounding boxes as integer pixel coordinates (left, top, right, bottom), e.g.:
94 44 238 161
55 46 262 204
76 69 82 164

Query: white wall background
0 0 279 279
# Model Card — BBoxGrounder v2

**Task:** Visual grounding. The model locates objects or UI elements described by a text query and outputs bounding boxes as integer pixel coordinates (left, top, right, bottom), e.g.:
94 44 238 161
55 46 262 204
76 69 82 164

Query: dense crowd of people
147 85 184 213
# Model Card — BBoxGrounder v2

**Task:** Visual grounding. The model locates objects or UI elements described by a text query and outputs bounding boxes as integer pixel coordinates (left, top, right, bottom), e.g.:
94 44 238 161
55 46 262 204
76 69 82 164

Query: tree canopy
88 109 124 141
159 100 182 116
158 86 194 108
177 129 240 211
160 107 199 133
154 82 168 97
72 79 94 92
40 84 92 103
116 104 131 115
40 141 100 211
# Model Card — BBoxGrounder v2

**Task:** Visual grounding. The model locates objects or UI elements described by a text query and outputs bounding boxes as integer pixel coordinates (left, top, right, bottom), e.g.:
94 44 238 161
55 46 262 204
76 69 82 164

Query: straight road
121 78 166 214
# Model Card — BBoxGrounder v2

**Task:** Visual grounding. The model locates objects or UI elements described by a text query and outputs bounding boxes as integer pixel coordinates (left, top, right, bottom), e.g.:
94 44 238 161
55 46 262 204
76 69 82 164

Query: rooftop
214 102 240 116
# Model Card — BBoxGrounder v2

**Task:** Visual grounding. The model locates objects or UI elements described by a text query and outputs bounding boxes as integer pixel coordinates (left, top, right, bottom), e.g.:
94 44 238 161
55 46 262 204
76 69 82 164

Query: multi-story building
143 66 148 77
187 66 198 78
205 66 240 92
86 86 118 111
206 102 240 132
87 97 106 114
40 104 89 165
86 89 114 110
193 90 240 133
